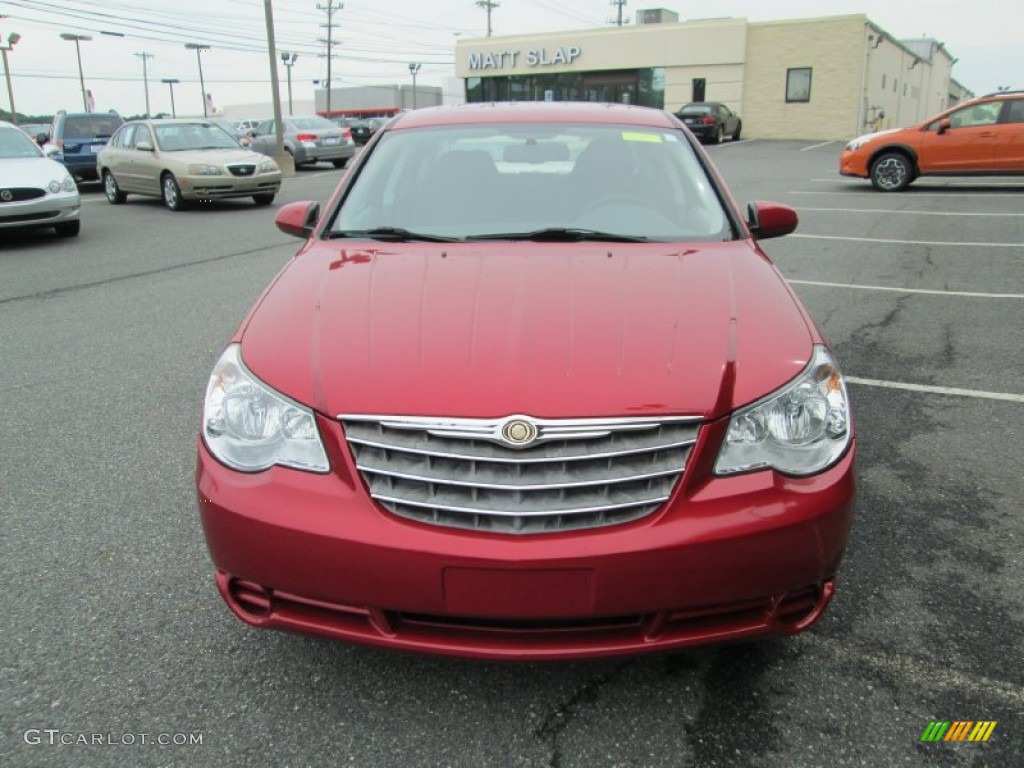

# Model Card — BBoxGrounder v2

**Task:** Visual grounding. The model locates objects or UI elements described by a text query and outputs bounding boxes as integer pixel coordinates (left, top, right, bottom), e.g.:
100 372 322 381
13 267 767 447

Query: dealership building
454 10 973 140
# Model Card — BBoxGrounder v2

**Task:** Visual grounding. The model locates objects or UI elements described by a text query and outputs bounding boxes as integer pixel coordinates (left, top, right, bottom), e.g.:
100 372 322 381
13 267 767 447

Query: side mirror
747 201 798 240
937 118 952 135
136 141 154 152
275 201 320 239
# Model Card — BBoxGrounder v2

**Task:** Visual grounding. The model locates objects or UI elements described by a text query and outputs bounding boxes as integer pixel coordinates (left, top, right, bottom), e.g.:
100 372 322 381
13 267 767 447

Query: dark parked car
349 117 385 145
44 110 124 181
675 102 742 144
248 116 355 168
196 102 855 661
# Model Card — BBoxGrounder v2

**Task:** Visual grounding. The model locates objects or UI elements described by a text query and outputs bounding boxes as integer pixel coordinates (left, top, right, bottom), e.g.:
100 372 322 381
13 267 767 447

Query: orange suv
839 91 1024 190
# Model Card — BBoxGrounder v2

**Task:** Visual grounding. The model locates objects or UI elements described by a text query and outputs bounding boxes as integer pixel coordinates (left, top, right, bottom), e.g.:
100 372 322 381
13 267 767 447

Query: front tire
870 152 914 191
55 220 80 237
161 173 186 211
732 122 742 141
103 171 127 204
252 194 275 206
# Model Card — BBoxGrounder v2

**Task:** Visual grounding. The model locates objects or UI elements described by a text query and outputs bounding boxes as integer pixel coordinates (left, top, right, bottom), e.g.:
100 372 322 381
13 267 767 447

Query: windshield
64 115 122 139
330 122 729 242
153 122 240 151
0 127 43 158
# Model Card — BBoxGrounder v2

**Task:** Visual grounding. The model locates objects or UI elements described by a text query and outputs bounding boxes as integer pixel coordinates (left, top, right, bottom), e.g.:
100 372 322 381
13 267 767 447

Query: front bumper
197 417 855 660
839 150 870 179
0 192 81 230
178 172 283 201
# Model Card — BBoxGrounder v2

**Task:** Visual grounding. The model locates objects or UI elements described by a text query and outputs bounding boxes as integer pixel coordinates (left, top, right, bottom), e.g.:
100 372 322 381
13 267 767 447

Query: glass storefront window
465 68 662 109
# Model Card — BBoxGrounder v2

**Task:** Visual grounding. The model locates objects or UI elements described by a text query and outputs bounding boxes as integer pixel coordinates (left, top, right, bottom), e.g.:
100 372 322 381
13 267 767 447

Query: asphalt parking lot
2 142 1022 767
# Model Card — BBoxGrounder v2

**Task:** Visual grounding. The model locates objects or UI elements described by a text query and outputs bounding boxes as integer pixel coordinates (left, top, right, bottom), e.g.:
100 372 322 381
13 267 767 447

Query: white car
0 120 81 237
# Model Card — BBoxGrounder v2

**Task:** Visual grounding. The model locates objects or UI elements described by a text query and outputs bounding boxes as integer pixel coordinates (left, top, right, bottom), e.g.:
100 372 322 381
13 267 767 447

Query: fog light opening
229 578 274 619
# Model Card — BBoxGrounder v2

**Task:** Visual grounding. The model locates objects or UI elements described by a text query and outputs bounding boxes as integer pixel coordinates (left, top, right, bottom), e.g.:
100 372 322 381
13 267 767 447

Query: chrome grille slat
340 414 699 535
345 434 695 463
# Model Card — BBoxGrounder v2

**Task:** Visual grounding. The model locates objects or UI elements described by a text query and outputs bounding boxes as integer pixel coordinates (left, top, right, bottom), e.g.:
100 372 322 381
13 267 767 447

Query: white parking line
845 377 1024 403
790 234 1023 248
787 279 1024 299
797 207 1024 217
789 190 1024 198
801 141 837 151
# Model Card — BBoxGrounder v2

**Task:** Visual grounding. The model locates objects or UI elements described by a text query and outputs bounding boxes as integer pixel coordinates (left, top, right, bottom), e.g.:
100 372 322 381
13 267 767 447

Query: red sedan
197 102 855 660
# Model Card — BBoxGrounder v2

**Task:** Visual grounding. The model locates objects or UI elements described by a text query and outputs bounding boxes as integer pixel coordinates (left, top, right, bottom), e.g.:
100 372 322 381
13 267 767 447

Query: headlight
714 346 851 477
258 158 278 173
48 180 62 193
61 176 76 192
203 344 329 473
188 164 224 175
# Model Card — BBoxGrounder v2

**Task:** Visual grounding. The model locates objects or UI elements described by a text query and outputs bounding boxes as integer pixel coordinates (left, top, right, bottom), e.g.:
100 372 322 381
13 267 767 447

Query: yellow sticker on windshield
621 131 663 143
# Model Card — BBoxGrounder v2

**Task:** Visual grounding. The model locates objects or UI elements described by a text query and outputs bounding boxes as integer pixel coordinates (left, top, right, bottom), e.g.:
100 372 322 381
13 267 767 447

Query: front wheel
161 173 186 211
732 122 742 141
870 152 914 191
252 194 275 206
103 171 127 204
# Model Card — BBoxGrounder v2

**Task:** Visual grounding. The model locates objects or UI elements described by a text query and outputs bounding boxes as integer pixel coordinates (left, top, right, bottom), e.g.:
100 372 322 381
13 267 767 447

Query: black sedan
349 117 385 145
675 102 742 144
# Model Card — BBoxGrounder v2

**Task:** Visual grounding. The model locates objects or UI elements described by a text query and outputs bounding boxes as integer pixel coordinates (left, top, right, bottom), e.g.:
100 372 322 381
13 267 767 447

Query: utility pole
611 0 627 27
316 0 341 116
263 0 287 171
0 31 19 125
134 52 153 117
475 1 498 38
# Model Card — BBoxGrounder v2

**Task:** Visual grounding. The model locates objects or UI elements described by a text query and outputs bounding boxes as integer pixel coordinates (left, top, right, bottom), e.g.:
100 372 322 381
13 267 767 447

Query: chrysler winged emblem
500 418 538 447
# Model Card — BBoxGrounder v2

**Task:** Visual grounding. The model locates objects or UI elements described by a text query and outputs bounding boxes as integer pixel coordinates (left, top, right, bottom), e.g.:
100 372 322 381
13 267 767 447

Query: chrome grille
0 187 46 203
341 415 699 534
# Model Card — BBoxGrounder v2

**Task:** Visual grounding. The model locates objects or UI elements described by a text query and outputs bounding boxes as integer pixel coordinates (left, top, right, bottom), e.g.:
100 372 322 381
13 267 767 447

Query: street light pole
161 78 179 117
60 33 92 111
0 32 19 125
184 42 210 116
134 52 153 118
281 52 298 115
408 62 421 109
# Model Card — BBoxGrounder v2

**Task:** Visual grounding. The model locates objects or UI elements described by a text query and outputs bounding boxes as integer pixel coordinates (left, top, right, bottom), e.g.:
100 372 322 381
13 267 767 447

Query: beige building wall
744 15 866 140
454 14 969 141
456 20 748 115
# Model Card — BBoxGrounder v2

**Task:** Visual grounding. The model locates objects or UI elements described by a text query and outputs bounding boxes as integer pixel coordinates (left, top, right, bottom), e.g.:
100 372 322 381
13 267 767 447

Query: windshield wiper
327 227 462 243
465 228 648 243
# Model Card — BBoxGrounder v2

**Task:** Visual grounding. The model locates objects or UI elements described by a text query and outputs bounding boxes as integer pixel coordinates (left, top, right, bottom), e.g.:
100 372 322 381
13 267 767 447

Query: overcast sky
0 0 1019 120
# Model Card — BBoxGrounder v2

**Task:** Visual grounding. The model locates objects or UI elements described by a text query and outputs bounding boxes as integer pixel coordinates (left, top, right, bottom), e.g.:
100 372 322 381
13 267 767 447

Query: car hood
1 156 77 188
239 242 815 419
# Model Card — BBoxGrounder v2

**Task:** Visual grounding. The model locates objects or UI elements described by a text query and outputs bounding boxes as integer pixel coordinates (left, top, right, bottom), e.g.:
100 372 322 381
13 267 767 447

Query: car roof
391 102 679 131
